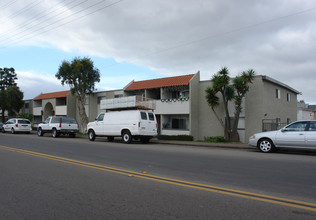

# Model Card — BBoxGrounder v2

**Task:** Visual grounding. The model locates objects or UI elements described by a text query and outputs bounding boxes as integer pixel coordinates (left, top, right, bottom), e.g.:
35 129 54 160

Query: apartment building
22 72 299 143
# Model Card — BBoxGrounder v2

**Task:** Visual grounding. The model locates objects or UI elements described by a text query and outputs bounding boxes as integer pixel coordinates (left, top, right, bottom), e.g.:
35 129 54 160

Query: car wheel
88 130 95 141
108 136 114 142
11 128 15 134
2 128 5 133
37 128 43 136
258 138 275 153
52 128 59 138
122 130 132 144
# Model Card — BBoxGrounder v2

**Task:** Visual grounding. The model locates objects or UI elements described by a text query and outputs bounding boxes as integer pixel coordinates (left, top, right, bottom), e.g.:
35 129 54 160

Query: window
162 115 189 130
308 121 316 131
148 113 155 121
62 117 77 124
276 89 280 99
140 112 147 120
51 117 61 123
97 113 104 121
18 119 30 124
114 94 123 98
285 121 307 131
287 93 291 102
25 103 29 108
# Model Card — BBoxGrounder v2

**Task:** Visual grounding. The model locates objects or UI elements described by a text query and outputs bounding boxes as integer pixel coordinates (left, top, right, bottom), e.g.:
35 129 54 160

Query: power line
0 0 42 24
0 0 72 41
0 0 124 47
0 0 18 10
121 7 316 64
0 0 88 43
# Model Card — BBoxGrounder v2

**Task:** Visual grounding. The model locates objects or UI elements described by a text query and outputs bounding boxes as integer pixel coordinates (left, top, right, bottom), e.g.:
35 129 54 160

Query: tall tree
205 67 255 142
0 67 18 121
6 86 24 116
56 57 100 131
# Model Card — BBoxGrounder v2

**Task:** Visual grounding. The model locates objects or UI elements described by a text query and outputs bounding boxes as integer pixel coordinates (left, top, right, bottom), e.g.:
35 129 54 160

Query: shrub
204 136 227 143
157 135 194 141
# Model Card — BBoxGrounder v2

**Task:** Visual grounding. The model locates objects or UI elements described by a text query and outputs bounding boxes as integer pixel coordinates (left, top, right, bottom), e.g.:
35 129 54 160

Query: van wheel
37 128 43 136
2 128 5 133
11 128 15 134
122 131 132 144
52 128 59 138
88 130 95 141
108 136 114 142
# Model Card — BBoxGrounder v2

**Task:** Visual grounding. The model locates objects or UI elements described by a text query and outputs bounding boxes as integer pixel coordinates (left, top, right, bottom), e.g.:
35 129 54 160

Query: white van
87 110 158 143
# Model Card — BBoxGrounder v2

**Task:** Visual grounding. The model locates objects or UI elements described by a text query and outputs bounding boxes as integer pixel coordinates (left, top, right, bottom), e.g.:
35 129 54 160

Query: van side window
140 112 147 120
148 113 155 121
97 113 104 121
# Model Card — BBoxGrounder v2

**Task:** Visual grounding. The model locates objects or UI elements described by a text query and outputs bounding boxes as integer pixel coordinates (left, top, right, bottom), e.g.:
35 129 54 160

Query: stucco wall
189 71 201 140
195 80 225 141
244 76 298 141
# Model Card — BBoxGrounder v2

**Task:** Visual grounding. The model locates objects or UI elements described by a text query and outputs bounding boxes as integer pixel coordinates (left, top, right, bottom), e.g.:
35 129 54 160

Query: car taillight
15 124 18 127
138 122 140 127
59 122 62 128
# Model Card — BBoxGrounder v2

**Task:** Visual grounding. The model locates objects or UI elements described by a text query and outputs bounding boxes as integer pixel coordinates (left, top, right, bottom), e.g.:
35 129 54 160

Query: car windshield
62 117 77 124
18 119 31 124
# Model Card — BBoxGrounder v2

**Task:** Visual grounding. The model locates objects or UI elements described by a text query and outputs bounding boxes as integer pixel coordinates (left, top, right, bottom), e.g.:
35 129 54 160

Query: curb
151 140 253 150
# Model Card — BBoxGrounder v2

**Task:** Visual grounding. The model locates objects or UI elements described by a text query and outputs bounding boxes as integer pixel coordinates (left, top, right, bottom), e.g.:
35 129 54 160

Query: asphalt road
1 133 316 219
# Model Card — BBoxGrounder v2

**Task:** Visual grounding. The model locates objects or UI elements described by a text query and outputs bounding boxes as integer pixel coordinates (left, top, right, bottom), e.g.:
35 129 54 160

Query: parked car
0 122 3 131
2 118 32 134
249 120 316 153
37 116 79 138
87 110 158 143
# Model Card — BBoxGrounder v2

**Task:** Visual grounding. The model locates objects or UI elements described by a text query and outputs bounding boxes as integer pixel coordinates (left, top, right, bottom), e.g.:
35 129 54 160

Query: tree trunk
76 94 89 133
1 107 5 122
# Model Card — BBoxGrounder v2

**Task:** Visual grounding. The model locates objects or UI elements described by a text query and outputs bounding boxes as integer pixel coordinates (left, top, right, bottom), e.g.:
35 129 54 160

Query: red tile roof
124 74 195 91
33 90 70 100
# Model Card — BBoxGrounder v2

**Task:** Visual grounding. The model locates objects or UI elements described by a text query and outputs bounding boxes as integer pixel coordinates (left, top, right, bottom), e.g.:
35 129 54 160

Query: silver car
2 118 32 134
249 120 316 153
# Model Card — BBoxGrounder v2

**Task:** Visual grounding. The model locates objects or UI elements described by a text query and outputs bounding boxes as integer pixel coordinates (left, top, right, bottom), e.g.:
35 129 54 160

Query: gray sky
1 0 316 102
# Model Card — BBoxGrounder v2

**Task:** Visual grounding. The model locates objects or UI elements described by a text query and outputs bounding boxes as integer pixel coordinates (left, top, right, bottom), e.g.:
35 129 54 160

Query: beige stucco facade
23 73 299 143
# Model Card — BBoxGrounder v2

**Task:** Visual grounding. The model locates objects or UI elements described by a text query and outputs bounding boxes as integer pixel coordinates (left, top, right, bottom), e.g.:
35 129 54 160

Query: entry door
94 113 104 135
275 121 308 148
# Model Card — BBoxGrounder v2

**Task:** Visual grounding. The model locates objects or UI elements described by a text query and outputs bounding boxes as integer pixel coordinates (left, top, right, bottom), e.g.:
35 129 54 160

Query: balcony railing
155 99 189 114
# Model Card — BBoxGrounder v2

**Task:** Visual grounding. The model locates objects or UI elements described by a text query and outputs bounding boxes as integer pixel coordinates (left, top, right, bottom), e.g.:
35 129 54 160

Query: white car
37 116 79 138
2 118 32 134
249 120 316 153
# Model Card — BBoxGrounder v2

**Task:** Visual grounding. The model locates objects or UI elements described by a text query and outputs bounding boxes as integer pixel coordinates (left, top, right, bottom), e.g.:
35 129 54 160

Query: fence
262 119 287 132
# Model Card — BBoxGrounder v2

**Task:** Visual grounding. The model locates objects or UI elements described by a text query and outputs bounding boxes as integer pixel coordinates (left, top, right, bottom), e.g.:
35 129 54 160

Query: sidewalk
74 133 252 150
152 139 252 149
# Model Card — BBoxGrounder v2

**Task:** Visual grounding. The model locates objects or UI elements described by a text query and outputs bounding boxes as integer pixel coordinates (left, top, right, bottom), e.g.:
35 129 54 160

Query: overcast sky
0 0 315 103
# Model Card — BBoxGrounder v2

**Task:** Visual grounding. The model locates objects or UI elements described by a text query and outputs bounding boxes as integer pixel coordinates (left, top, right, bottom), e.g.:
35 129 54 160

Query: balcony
33 107 42 116
56 105 67 115
155 98 190 115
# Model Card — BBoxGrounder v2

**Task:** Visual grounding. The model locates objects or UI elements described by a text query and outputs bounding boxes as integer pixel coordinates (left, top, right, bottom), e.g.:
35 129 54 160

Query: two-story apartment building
22 72 300 142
